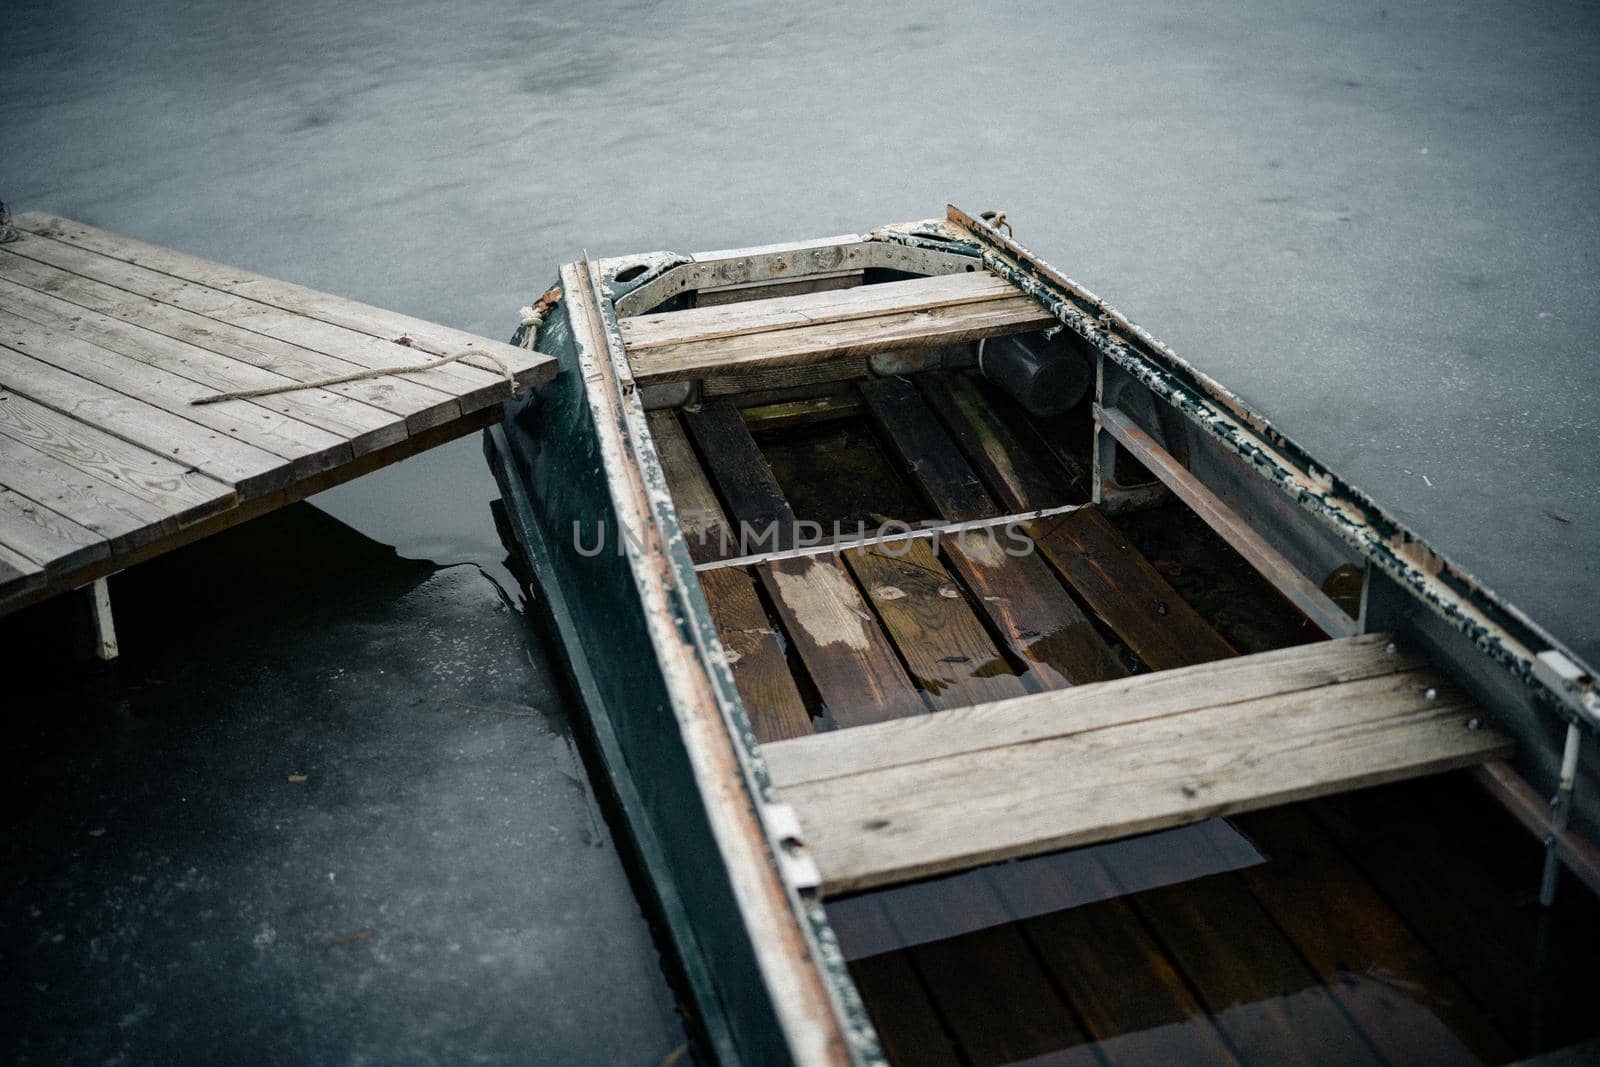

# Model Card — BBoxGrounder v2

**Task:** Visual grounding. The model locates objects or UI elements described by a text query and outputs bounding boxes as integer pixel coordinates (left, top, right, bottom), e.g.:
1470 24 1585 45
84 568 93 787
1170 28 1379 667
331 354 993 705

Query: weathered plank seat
619 270 1055 384
763 634 1513 895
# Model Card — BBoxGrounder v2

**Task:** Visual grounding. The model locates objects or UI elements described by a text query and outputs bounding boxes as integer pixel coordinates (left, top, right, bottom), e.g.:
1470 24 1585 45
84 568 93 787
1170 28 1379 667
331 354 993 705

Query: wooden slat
897 875 1101 1066
648 410 812 744
0 266 405 454
0 539 45 600
776 650 1509 893
1119 835 1386 1066
0 390 233 529
918 370 1078 511
858 375 1124 687
648 409 737 563
681 399 925 726
1234 805 1511 1065
620 272 1017 351
0 487 107 573
0 431 183 551
1029 507 1237 669
16 213 551 387
858 377 992 522
0 238 517 415
699 568 814 743
1019 862 1243 1067
738 393 862 434
765 633 1423 788
628 296 1055 384
0 335 294 496
0 294 361 473
842 537 1028 708
681 399 797 547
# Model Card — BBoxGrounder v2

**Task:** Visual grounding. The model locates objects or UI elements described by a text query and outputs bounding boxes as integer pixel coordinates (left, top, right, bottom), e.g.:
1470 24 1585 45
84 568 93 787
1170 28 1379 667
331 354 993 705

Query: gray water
3 1 1598 1062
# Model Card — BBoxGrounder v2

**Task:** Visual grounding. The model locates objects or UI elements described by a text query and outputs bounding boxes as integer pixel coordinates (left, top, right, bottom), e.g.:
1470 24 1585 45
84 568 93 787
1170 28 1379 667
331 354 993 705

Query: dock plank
16 213 548 387
0 487 108 574
771 640 1509 893
628 296 1056 384
0 335 298 495
0 432 181 550
0 292 350 467
0 213 548 620
0 265 406 454
682 399 925 726
620 272 1017 351
0 237 514 417
858 375 1125 688
649 410 812 744
0 390 234 528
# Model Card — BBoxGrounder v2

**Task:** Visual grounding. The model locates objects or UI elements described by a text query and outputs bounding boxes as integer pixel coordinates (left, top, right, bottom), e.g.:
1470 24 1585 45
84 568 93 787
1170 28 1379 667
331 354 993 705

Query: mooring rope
189 286 562 406
517 284 562 350
189 347 512 405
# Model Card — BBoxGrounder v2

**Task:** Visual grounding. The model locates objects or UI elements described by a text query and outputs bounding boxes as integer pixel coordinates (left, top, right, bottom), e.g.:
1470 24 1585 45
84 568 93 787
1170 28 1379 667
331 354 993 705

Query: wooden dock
0 213 554 628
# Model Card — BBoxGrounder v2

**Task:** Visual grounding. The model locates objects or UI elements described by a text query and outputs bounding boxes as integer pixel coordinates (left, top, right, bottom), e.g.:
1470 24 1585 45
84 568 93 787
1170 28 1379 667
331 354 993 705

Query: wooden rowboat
484 208 1600 1065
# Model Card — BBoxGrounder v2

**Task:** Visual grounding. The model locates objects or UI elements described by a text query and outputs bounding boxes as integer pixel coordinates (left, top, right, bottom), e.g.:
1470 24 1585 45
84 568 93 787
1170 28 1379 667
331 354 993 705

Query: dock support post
1541 721 1583 907
88 577 118 661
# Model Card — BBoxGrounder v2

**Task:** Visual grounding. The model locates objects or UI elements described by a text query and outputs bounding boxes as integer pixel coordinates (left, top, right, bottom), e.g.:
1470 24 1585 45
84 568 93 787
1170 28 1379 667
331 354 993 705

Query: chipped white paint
774 563 872 651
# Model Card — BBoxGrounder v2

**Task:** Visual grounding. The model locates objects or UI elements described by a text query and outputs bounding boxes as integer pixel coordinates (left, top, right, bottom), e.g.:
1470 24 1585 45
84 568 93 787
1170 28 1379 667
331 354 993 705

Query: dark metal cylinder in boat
978 332 1093 416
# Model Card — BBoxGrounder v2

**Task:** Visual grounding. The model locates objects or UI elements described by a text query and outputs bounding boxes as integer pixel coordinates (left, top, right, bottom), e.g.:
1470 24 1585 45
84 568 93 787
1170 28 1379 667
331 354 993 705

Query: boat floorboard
0 214 555 617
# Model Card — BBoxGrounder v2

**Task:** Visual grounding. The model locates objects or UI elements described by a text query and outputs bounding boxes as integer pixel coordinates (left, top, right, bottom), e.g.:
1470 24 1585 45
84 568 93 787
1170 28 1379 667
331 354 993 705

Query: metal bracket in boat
764 803 823 894
1535 651 1600 728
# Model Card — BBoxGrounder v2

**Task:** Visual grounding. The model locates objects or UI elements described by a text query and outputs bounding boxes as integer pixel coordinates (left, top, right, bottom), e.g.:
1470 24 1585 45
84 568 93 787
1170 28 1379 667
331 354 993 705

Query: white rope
189 348 511 406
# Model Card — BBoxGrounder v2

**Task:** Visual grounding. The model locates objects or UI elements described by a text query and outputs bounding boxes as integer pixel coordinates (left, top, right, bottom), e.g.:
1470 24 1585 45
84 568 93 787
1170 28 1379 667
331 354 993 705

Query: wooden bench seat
764 633 1512 895
619 270 1054 383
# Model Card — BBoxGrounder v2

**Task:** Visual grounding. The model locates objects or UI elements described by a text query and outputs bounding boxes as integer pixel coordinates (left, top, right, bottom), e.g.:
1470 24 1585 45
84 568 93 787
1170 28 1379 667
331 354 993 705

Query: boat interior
590 226 1600 1066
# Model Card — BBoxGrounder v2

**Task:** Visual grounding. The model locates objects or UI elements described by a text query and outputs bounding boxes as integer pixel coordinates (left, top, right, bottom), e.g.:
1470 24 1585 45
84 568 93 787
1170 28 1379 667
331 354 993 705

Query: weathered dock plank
0 214 555 619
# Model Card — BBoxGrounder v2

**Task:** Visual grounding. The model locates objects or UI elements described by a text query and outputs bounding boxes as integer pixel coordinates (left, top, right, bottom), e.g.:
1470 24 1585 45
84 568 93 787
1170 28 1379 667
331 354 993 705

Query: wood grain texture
858 373 1124 688
0 213 551 620
1234 805 1510 1065
1120 831 1386 1067
0 486 107 573
647 410 736 564
776 648 1508 892
621 271 1016 351
0 333 298 494
679 397 924 726
918 370 1077 511
0 264 406 453
765 633 1422 788
0 390 233 528
16 213 553 388
1029 507 1237 669
649 410 814 743
843 537 1027 708
1019 858 1243 1067
0 237 504 409
699 567 814 744
629 297 1055 384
